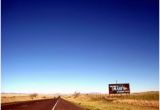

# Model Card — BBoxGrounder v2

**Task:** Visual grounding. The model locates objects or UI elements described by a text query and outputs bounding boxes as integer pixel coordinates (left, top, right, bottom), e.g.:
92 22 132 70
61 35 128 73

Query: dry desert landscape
1 91 159 110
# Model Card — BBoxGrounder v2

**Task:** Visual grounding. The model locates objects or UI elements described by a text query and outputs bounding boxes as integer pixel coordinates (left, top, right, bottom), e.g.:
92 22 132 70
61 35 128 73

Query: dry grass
113 99 158 108
64 91 159 110
1 93 55 104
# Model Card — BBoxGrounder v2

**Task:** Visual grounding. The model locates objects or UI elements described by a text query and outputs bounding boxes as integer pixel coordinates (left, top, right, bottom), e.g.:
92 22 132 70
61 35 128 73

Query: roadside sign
109 83 130 94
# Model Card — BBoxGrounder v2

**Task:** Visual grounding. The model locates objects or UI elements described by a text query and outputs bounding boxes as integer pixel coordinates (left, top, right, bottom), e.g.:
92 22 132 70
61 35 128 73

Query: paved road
1 99 56 110
1 98 84 110
53 98 84 110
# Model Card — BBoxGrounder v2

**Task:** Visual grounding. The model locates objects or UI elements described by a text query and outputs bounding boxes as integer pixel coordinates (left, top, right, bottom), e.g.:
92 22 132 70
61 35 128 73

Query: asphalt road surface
53 98 84 110
1 97 84 110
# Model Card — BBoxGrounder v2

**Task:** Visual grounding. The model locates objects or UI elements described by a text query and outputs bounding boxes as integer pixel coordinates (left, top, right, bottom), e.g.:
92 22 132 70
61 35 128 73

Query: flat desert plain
1 91 159 110
64 91 159 110
1 93 56 104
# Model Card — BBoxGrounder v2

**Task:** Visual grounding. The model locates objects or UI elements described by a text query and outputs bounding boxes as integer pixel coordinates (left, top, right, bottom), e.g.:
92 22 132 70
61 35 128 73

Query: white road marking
51 99 60 110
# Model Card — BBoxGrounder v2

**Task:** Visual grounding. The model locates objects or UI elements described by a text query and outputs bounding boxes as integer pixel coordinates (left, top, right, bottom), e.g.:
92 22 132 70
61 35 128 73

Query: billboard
109 83 130 94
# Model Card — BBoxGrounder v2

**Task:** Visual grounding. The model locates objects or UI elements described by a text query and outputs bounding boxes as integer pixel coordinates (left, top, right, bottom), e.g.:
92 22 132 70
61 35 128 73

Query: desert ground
1 91 159 110
64 91 159 110
1 93 56 104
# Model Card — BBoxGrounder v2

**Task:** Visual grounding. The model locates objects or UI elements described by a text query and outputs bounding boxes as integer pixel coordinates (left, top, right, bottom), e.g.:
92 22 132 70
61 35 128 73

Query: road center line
51 99 60 110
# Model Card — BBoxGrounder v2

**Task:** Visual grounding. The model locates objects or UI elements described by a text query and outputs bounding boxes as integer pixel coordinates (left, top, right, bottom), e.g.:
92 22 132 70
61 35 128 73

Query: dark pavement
1 98 84 110
1 99 56 110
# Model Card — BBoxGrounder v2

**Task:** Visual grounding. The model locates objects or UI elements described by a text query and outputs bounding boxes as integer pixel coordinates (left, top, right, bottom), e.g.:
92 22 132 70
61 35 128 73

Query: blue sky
2 0 159 93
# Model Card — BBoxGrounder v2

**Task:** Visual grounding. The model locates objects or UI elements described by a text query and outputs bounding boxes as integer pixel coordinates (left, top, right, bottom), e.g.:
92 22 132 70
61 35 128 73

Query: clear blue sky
2 0 159 93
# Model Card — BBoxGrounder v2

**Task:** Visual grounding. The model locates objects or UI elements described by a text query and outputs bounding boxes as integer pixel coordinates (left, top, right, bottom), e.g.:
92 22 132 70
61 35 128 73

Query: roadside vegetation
65 91 159 110
30 93 38 99
1 93 55 103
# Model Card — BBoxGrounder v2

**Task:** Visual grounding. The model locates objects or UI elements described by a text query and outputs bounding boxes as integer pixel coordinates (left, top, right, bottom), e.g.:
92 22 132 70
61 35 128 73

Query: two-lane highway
2 99 57 110
1 97 84 110
52 97 84 110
